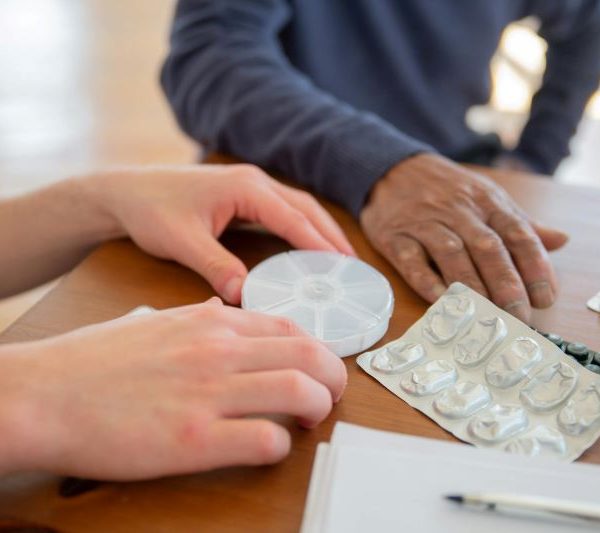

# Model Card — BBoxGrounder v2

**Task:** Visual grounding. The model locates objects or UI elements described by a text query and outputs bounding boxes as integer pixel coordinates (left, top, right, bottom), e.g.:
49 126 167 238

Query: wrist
362 153 437 213
73 173 127 243
0 344 45 475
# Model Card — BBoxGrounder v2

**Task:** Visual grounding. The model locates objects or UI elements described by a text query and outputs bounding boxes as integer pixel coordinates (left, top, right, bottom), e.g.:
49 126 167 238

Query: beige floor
0 1 599 331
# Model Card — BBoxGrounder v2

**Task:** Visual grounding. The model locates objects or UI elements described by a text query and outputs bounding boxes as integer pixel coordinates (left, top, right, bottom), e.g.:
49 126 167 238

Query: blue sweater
162 0 600 217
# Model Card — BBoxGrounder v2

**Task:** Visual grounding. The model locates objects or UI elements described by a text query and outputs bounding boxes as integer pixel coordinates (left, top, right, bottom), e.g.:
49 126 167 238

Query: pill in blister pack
558 382 600 436
357 282 600 462
433 382 491 418
454 316 506 367
370 341 425 374
505 425 567 457
485 337 541 389
468 404 529 443
400 360 457 396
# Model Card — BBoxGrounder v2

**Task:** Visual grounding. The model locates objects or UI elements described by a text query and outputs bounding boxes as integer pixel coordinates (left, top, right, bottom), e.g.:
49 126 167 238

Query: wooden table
0 167 599 532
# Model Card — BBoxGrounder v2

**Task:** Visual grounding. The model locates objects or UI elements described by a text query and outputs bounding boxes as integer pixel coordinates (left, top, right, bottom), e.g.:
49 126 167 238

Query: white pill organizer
242 251 394 357
357 282 600 462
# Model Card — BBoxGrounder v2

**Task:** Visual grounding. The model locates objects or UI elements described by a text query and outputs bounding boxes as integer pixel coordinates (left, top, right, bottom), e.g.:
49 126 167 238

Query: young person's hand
87 164 355 303
0 299 347 480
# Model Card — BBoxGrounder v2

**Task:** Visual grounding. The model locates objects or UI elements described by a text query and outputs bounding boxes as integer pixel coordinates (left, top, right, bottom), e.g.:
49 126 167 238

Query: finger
270 182 356 256
204 296 224 306
488 210 557 309
457 215 531 322
238 183 338 253
173 225 248 304
203 419 291 468
529 220 569 251
219 370 333 428
386 234 446 303
227 336 347 402
200 306 312 339
404 222 489 298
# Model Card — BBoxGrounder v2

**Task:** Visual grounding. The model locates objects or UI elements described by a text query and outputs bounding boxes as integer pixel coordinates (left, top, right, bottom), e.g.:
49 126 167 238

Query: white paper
301 423 600 533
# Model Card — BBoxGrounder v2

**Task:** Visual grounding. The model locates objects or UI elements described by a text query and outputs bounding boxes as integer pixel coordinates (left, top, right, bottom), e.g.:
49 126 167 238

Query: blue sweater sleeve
513 1 600 174
160 0 433 217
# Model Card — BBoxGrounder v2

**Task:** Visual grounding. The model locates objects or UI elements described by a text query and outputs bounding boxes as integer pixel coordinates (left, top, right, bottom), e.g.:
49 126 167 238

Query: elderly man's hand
360 153 569 322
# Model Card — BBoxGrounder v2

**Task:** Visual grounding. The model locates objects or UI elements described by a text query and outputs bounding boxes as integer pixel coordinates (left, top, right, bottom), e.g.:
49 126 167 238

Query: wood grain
0 166 599 532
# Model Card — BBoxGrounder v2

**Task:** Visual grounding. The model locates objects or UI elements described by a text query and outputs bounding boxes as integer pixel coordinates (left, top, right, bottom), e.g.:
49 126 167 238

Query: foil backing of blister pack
357 282 600 462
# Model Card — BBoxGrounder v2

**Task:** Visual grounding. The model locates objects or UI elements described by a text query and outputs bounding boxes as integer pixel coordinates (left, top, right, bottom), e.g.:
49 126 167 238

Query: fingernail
527 281 554 308
503 300 531 323
223 276 243 303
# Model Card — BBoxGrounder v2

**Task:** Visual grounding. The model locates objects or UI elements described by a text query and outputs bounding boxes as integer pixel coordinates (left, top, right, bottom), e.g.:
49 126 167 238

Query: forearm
0 177 120 297
161 0 432 217
515 2 600 173
0 342 39 475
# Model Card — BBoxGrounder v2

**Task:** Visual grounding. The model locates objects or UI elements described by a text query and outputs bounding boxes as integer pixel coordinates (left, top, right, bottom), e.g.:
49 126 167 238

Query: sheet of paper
302 423 600 533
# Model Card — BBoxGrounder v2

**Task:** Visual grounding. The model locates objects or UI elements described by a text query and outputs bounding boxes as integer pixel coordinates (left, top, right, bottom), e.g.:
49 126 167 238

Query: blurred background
1 1 599 329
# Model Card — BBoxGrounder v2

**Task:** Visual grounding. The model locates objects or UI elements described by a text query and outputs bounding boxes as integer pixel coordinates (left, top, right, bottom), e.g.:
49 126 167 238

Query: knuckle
296 337 322 363
176 414 212 451
503 222 536 248
254 422 285 463
412 221 435 235
204 256 238 280
282 369 311 399
190 302 215 320
231 163 267 182
471 231 503 255
395 236 422 262
448 271 478 286
435 236 464 256
405 269 437 291
174 337 218 368
275 316 301 337
281 211 311 236
289 209 310 225
494 270 524 293
297 189 318 205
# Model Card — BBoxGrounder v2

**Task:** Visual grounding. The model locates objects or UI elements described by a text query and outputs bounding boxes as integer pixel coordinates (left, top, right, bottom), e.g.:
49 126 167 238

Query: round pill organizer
241 251 394 357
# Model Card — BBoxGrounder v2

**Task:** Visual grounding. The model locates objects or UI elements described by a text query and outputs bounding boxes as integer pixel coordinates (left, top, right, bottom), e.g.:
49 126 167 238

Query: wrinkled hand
89 164 354 303
0 299 346 480
360 154 568 322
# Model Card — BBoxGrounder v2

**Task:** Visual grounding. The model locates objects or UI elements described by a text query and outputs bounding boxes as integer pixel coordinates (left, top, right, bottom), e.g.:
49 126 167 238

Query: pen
445 492 600 524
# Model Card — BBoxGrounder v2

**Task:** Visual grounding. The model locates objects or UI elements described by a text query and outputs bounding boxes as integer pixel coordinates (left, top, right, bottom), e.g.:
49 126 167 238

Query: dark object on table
58 477 102 498
534 328 599 371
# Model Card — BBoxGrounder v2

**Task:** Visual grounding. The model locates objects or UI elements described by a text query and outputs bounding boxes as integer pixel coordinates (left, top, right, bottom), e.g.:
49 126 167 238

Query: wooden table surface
0 167 599 532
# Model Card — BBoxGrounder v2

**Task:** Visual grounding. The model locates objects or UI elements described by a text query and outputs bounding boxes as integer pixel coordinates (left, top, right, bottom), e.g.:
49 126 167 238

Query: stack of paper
301 423 600 532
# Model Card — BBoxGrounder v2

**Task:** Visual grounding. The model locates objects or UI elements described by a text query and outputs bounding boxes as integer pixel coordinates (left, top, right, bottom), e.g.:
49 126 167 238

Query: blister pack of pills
357 282 600 462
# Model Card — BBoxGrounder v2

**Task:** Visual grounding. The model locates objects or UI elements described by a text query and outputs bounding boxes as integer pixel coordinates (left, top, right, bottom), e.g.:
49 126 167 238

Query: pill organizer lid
241 251 394 357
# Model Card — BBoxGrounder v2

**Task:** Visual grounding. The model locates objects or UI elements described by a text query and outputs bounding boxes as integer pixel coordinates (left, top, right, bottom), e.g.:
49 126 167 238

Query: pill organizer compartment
242 251 394 357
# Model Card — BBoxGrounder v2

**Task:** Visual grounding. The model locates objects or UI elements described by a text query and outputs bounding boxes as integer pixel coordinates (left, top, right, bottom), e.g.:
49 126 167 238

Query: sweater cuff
315 115 435 218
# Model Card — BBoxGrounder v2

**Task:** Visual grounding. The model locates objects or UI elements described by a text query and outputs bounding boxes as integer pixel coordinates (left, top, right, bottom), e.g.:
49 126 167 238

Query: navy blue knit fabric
162 1 600 217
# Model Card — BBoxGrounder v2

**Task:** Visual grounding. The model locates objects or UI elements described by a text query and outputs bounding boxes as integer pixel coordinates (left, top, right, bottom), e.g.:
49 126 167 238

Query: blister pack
357 282 600 462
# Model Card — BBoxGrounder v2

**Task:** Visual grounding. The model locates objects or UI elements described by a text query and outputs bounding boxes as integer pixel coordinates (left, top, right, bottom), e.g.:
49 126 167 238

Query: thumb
175 229 248 304
531 221 569 251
